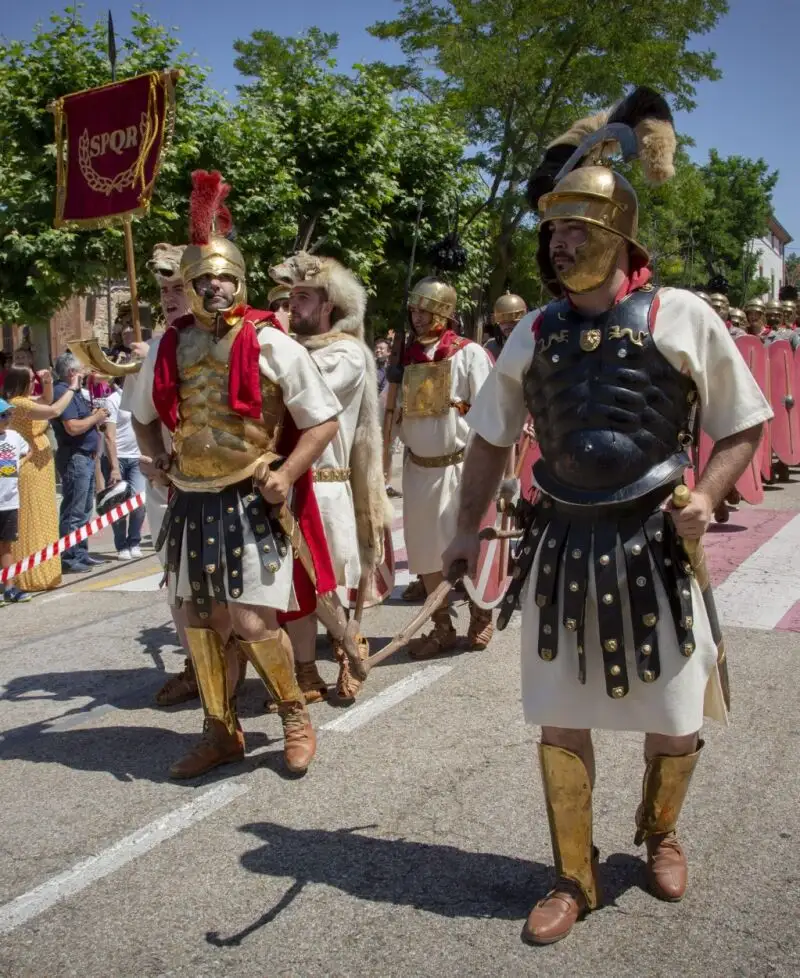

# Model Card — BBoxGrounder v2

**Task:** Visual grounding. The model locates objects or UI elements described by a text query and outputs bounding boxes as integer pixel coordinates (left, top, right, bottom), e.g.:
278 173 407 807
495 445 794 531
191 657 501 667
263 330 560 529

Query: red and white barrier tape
1 492 145 584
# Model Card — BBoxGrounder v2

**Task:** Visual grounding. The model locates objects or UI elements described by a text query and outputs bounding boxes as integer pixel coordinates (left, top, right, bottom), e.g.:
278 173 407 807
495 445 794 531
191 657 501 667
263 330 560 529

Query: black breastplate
523 289 697 504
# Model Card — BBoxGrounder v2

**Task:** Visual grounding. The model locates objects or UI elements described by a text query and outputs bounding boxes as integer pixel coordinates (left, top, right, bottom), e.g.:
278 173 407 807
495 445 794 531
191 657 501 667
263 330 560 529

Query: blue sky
4 1 798 253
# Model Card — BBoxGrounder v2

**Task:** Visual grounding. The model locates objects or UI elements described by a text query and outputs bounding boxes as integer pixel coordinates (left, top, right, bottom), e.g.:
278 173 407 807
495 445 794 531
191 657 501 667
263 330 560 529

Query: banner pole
122 216 142 343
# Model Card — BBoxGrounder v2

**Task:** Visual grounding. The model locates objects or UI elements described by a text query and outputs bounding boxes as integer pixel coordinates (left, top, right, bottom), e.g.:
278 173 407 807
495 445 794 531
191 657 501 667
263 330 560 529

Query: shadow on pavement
205 824 649 947
0 723 284 783
207 822 546 946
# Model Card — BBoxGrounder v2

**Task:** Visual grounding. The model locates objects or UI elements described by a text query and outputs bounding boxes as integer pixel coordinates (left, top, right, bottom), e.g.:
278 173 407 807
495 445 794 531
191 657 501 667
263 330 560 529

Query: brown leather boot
523 743 601 946
635 741 703 902
467 601 494 650
401 577 426 602
407 607 458 660
155 657 199 706
169 628 245 779
296 661 329 705
523 879 590 946
170 718 245 779
714 502 729 523
240 634 318 774
645 833 688 902
334 633 369 700
278 700 317 773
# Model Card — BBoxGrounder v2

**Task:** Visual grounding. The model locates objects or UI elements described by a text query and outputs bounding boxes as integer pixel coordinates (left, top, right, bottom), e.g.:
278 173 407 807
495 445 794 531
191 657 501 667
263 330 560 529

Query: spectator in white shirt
103 383 146 559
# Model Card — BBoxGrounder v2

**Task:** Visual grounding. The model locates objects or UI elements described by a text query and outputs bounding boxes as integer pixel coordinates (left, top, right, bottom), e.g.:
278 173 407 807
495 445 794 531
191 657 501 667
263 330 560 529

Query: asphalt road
1 473 799 978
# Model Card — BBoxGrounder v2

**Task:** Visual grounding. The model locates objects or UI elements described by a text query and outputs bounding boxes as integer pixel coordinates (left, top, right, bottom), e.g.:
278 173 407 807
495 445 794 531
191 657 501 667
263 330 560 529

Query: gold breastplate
401 358 453 419
171 324 285 490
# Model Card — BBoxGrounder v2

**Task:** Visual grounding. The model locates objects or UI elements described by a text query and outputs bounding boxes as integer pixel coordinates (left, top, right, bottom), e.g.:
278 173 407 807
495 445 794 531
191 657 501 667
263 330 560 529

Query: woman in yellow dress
2 366 81 591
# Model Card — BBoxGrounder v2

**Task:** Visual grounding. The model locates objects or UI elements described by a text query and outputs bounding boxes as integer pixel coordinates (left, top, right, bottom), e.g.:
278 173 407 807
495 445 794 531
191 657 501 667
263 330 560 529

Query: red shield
463 500 511 610
735 334 771 483
517 425 542 504
768 340 800 464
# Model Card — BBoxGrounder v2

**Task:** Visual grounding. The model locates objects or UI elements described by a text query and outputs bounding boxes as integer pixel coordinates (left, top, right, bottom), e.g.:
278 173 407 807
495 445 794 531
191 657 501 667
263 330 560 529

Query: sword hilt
671 484 699 558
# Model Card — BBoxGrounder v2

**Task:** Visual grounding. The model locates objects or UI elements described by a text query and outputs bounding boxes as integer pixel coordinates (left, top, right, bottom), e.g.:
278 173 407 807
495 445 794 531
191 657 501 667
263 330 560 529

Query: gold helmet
765 298 782 324
180 171 247 328
708 292 730 319
492 291 527 326
267 284 291 308
744 297 765 313
729 307 746 327
408 277 457 325
529 87 676 296
781 299 796 324
694 290 711 305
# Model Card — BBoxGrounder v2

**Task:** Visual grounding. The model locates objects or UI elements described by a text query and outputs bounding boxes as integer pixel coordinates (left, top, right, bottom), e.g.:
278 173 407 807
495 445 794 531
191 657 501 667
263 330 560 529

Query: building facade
749 215 793 300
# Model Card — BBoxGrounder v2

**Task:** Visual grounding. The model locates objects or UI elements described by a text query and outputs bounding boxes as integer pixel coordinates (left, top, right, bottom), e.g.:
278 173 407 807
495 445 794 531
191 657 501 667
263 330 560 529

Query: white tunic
122 339 172 570
307 338 366 590
467 288 773 735
399 340 493 575
130 325 341 610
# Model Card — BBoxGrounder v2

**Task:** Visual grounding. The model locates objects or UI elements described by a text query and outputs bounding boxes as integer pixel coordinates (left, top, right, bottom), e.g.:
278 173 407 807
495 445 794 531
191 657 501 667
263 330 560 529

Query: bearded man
444 90 772 945
131 171 341 779
396 277 495 658
266 251 391 701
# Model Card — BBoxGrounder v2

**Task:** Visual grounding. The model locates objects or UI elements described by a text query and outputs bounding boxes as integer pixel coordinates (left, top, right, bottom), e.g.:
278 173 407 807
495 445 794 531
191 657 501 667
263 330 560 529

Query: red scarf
275 413 337 622
404 329 472 364
152 306 280 431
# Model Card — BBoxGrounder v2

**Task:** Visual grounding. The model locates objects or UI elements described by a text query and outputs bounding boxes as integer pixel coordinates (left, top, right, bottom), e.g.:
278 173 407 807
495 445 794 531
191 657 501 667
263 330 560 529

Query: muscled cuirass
171 324 285 490
523 288 697 503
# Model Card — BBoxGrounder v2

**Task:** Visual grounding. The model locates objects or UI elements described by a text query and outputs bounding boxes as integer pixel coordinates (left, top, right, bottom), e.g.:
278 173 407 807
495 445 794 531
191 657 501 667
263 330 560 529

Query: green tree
370 0 728 298
232 29 490 330
686 150 777 304
0 7 236 326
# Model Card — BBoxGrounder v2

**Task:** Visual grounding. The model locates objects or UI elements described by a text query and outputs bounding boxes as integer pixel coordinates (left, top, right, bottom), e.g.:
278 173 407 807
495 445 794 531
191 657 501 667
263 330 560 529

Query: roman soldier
396 276 495 657
445 88 771 945
131 171 342 779
267 284 291 332
267 250 392 701
708 292 730 328
764 298 782 337
744 297 767 337
727 307 746 338
484 292 528 361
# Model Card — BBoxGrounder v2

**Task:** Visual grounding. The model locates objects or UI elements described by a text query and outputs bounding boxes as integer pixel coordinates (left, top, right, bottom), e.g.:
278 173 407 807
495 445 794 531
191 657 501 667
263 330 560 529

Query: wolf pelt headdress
269 252 392 571
147 243 186 285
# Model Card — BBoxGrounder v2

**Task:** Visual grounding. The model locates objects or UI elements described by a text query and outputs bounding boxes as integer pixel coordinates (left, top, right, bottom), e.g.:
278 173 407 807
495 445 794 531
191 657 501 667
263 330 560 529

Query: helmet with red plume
180 170 247 326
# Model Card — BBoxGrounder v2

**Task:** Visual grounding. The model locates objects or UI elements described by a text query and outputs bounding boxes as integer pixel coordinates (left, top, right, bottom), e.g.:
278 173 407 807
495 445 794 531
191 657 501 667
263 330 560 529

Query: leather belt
313 467 351 483
408 448 464 468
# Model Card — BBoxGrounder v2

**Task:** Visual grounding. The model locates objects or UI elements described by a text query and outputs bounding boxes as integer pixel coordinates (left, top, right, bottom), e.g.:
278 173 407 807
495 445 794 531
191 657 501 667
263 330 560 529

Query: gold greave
634 740 704 846
239 633 304 705
185 627 237 735
539 743 601 910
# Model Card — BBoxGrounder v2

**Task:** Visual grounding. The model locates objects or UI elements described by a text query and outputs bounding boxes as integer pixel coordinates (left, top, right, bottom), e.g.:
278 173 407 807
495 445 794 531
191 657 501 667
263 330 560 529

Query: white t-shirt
106 388 140 459
0 430 30 511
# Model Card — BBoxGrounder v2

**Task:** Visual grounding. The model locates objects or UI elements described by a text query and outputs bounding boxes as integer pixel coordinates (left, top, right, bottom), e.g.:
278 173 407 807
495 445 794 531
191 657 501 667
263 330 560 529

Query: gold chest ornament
171 323 285 490
401 358 453 420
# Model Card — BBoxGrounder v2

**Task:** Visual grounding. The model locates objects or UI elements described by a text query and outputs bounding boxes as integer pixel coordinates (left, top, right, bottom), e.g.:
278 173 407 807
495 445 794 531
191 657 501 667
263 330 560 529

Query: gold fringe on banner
53 70 177 230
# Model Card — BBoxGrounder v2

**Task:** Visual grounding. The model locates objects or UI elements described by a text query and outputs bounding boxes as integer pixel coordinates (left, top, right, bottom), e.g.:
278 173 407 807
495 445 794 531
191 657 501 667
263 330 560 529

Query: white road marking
713 512 800 629
0 782 249 937
321 664 453 733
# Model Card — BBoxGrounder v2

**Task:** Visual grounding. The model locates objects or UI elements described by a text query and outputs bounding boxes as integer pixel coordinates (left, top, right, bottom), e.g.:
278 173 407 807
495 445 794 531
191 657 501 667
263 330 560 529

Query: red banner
53 71 175 228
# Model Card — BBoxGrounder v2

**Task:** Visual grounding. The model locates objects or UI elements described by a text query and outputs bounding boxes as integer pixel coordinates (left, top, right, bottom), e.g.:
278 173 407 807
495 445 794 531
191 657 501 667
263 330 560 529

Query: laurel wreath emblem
78 113 148 196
